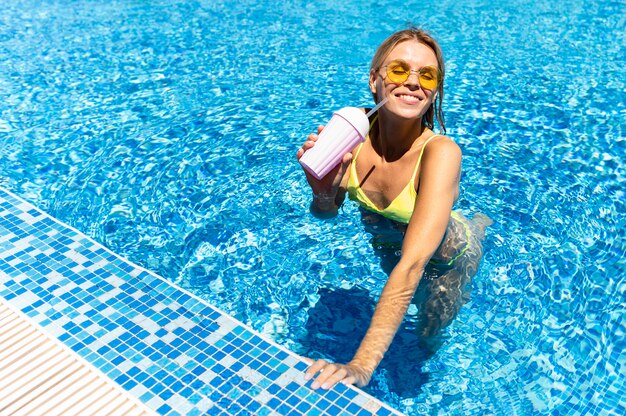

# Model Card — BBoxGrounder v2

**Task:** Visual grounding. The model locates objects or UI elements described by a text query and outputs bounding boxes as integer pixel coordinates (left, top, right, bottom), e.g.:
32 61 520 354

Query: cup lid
334 107 370 138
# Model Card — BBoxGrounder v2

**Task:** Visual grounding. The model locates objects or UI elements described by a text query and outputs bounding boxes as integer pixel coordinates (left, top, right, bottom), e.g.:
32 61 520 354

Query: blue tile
336 396 350 408
294 361 308 371
344 387 358 400
317 397 332 409
163 375 178 386
287 394 301 407
0 189 400 416
266 384 281 396
115 374 130 385
143 376 157 388
266 398 281 409
122 379 138 390
276 389 290 400
325 389 339 402
276 403 293 415
160 389 175 400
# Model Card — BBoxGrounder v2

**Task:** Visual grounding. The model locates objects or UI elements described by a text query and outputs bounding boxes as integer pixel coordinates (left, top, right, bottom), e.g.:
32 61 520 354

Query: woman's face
370 40 439 121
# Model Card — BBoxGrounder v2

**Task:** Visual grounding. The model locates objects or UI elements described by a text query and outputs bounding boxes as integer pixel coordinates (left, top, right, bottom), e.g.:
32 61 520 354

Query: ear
369 71 377 95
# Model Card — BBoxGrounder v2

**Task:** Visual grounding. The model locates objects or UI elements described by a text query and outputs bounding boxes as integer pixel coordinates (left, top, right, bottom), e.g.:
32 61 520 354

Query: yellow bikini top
347 134 442 224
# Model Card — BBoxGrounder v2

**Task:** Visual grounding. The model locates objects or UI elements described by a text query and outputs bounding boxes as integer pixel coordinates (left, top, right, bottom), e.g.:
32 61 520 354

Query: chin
387 105 427 121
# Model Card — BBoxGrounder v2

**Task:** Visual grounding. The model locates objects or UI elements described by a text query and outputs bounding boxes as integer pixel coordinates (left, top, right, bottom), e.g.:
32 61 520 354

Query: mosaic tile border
0 187 403 416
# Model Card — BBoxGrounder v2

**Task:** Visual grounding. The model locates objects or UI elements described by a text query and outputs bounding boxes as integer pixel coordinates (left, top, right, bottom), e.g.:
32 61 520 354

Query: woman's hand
296 125 352 198
304 358 372 389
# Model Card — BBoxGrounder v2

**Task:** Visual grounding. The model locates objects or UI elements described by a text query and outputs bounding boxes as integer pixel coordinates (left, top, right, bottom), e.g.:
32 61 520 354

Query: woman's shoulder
423 133 462 164
425 133 461 153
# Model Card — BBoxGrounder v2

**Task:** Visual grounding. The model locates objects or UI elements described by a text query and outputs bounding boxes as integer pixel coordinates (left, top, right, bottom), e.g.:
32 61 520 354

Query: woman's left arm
305 137 462 389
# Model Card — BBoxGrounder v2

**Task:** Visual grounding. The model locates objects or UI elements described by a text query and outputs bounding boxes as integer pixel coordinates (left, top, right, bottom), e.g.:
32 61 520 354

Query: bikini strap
411 134 443 180
369 114 378 130
353 115 377 163
352 142 365 161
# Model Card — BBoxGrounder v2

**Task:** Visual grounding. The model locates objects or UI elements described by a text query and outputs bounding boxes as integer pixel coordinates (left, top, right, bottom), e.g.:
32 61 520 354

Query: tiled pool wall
0 187 403 416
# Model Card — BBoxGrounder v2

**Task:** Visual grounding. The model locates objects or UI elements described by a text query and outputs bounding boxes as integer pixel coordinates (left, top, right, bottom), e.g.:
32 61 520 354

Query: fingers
326 152 352 188
296 125 324 159
311 364 348 390
304 359 327 381
342 374 356 386
296 133 318 159
304 360 351 390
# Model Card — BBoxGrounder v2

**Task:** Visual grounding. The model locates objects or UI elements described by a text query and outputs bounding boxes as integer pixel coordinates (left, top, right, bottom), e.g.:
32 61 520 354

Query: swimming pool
1 0 624 414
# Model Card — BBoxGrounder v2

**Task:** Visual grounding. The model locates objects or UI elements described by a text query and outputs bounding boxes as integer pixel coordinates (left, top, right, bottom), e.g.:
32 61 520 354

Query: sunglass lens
419 67 439 89
386 61 410 83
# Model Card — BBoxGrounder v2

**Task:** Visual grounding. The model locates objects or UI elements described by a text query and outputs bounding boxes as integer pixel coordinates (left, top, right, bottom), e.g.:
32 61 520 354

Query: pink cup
299 107 369 180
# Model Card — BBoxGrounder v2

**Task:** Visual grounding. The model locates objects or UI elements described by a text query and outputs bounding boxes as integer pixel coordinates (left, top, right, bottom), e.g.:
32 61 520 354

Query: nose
403 71 421 88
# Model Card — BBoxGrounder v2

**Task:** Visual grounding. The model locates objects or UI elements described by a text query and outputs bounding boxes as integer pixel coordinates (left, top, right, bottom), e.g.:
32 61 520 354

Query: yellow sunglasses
381 60 440 90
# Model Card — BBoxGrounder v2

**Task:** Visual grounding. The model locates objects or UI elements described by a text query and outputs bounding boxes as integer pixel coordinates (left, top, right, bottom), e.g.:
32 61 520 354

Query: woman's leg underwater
413 212 492 340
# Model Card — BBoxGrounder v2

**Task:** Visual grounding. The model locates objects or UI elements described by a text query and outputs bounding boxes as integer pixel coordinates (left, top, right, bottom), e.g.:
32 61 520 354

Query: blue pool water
1 0 624 414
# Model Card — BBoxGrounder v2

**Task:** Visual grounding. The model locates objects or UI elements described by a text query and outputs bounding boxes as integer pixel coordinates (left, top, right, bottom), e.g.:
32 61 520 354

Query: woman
296 28 491 389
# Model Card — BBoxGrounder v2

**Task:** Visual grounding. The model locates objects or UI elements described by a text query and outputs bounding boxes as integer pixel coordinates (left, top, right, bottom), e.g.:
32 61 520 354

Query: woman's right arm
296 126 352 219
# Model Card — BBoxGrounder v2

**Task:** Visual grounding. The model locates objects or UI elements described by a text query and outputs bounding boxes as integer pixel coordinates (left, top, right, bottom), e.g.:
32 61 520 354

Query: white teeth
398 94 419 102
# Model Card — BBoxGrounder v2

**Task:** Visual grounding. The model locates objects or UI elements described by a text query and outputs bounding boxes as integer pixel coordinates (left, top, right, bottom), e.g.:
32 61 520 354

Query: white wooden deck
0 299 156 416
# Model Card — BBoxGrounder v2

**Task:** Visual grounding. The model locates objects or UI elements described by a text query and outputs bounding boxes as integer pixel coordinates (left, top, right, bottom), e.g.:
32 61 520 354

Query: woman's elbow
395 257 427 284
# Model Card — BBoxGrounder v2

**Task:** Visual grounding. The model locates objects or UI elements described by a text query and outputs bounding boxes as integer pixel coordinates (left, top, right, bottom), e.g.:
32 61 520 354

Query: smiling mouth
396 93 421 104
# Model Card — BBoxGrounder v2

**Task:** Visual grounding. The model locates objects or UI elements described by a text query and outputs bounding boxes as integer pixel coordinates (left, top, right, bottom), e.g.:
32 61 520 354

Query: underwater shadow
301 286 444 399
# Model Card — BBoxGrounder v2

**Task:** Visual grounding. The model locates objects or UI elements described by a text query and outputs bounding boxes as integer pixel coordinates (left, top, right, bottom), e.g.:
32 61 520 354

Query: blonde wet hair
370 27 446 134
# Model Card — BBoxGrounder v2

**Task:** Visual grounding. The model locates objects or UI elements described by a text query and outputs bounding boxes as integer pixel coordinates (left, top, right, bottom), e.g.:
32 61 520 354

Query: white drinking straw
365 96 389 118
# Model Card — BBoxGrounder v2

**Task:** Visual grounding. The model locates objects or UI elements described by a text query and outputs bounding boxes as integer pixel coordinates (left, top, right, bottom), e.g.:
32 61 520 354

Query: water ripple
1 0 625 414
